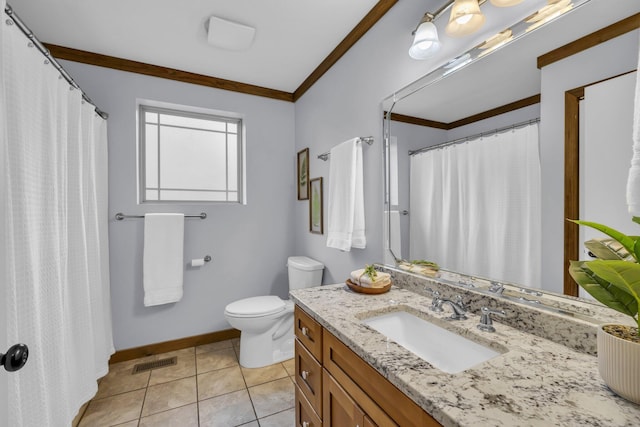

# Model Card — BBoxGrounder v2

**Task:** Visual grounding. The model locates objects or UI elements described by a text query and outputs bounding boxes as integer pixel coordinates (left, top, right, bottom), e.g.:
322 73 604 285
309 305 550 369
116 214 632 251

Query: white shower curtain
1 12 113 427
410 123 541 287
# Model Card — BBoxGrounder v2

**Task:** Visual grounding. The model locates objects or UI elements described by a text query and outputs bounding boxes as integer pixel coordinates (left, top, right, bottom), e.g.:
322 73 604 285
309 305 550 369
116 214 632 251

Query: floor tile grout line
235 346 260 425
135 357 153 425
193 346 201 427
86 339 294 426
257 406 296 423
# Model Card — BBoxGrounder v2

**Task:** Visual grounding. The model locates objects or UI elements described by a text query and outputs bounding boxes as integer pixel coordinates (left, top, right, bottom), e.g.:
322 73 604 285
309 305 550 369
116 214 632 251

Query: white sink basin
362 310 502 374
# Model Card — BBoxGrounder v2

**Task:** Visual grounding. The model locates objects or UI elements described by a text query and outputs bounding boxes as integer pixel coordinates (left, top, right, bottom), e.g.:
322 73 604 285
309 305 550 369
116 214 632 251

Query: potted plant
569 218 640 404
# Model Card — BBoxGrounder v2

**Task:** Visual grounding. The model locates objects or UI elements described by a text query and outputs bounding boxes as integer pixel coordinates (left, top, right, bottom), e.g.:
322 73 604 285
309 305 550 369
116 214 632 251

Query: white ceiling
392 0 640 123
7 0 379 93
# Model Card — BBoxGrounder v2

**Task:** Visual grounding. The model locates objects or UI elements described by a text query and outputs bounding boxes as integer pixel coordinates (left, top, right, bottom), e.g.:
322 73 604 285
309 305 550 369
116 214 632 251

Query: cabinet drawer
295 305 323 361
296 385 323 427
323 330 441 427
295 339 323 415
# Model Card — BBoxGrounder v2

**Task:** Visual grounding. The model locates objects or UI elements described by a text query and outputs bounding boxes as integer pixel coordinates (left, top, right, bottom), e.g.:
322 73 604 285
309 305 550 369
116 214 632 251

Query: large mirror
382 0 640 308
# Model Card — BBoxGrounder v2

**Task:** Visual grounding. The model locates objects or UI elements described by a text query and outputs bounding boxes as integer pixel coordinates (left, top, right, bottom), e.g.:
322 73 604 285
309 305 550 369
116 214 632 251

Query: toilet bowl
224 256 324 368
225 296 294 368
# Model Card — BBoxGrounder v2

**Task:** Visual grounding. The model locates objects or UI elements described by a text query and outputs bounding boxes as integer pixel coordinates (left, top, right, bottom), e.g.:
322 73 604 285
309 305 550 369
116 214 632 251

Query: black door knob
1 343 29 372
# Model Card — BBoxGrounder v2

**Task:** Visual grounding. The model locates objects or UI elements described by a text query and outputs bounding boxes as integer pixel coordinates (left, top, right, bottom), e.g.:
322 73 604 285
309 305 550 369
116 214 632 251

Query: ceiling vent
205 16 256 51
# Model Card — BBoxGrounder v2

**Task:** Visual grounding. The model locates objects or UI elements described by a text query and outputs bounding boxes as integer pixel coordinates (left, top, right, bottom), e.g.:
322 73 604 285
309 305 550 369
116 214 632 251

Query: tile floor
76 338 296 427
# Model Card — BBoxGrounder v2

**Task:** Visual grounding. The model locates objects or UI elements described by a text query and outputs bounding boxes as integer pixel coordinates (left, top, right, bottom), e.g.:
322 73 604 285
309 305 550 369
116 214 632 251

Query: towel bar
115 212 207 220
318 136 374 161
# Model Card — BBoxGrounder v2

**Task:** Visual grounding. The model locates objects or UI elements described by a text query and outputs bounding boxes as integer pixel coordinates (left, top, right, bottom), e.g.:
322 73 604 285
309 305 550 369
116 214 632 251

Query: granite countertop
290 284 640 427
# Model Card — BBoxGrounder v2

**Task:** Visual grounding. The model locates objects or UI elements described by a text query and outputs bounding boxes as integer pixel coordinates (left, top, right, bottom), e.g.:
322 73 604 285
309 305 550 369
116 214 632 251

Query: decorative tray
345 279 392 294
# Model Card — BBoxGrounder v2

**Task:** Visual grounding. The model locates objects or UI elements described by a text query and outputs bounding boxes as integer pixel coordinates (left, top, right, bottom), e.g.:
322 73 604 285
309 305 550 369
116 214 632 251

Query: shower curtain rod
3 4 109 120
409 118 540 156
318 136 374 161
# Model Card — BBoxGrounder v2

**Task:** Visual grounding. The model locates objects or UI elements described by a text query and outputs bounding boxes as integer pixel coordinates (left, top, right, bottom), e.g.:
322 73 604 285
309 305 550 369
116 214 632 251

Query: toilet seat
225 295 286 318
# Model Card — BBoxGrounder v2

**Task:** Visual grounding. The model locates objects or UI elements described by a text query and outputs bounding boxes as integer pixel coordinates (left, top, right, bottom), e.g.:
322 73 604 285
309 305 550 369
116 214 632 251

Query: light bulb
490 0 524 6
455 14 473 25
416 40 434 50
446 0 485 37
409 18 440 60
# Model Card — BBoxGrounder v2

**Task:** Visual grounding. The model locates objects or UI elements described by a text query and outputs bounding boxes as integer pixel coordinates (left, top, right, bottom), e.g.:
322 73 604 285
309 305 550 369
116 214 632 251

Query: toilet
224 256 324 368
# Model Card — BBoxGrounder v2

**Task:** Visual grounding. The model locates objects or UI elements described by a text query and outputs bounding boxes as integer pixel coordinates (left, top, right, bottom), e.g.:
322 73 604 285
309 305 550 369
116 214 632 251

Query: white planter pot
598 324 640 404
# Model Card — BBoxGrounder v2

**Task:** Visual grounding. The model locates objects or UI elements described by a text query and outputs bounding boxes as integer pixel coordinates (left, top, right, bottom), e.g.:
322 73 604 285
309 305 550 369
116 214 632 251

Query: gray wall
60 60 296 350
293 0 443 284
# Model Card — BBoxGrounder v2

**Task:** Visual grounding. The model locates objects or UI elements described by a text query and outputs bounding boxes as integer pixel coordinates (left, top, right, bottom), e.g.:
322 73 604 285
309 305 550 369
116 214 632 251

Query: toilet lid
225 296 286 317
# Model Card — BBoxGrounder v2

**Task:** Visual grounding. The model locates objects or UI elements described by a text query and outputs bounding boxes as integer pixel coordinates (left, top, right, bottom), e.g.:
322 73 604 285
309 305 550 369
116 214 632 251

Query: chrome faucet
488 281 505 295
477 307 506 332
424 287 444 312
434 295 467 320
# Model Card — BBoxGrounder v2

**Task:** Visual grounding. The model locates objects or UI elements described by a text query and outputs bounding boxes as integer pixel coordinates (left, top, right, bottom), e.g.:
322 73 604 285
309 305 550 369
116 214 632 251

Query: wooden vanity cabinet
294 306 324 426
294 305 442 427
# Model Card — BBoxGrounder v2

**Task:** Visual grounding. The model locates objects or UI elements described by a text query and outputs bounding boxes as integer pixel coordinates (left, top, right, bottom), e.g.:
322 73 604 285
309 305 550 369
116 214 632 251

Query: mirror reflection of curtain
410 123 541 287
2 15 113 426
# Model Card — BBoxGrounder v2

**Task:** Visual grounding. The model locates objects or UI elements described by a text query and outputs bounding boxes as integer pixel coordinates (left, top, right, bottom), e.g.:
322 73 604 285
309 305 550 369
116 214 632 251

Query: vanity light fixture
409 13 441 59
410 0 524 60
477 28 513 56
446 0 486 37
526 0 573 33
490 0 524 7
442 53 472 75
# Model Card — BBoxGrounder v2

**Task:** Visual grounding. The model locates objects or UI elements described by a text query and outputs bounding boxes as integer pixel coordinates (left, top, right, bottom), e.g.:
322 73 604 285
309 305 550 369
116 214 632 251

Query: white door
579 72 637 298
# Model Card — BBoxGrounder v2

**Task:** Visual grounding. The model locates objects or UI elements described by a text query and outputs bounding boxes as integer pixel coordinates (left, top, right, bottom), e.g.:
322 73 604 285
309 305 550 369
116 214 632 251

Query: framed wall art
297 148 309 200
309 177 323 234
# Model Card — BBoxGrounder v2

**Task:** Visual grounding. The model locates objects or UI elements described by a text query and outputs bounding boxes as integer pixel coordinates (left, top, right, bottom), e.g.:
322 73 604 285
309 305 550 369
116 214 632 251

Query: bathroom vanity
290 279 640 426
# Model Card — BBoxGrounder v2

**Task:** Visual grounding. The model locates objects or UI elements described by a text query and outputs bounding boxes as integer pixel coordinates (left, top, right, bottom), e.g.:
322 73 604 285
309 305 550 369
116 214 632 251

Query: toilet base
238 313 294 368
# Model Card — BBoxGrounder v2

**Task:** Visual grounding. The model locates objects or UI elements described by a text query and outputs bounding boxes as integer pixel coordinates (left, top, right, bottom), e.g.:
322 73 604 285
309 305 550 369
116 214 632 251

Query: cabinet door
364 415 377 427
323 369 364 427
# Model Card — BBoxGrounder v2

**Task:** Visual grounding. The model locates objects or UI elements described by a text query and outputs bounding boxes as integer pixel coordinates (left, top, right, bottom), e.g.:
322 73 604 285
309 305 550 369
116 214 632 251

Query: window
139 104 243 203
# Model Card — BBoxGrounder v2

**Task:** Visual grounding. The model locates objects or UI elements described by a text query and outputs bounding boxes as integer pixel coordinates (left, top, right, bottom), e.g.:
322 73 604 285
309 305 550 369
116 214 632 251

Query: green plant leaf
570 220 637 261
569 261 638 317
633 216 640 226
409 259 439 269
363 264 378 279
634 237 640 264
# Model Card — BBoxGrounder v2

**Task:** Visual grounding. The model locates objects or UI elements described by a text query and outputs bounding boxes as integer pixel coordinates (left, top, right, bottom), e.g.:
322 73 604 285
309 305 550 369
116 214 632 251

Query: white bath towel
143 213 185 306
627 51 640 217
327 138 366 251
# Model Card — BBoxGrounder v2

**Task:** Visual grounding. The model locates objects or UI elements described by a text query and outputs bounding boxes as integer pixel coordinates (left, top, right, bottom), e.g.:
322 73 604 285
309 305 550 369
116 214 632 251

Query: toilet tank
287 256 324 290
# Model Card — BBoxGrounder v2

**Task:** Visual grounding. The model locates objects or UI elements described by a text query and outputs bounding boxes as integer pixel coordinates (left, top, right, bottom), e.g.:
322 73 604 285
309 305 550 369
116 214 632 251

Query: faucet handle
477 307 506 332
426 289 443 312
424 286 438 296
488 281 505 294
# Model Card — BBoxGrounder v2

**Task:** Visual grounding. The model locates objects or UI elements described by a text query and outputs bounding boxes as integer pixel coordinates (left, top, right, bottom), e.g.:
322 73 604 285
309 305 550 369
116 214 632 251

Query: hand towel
327 138 366 251
627 51 640 217
143 213 185 306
